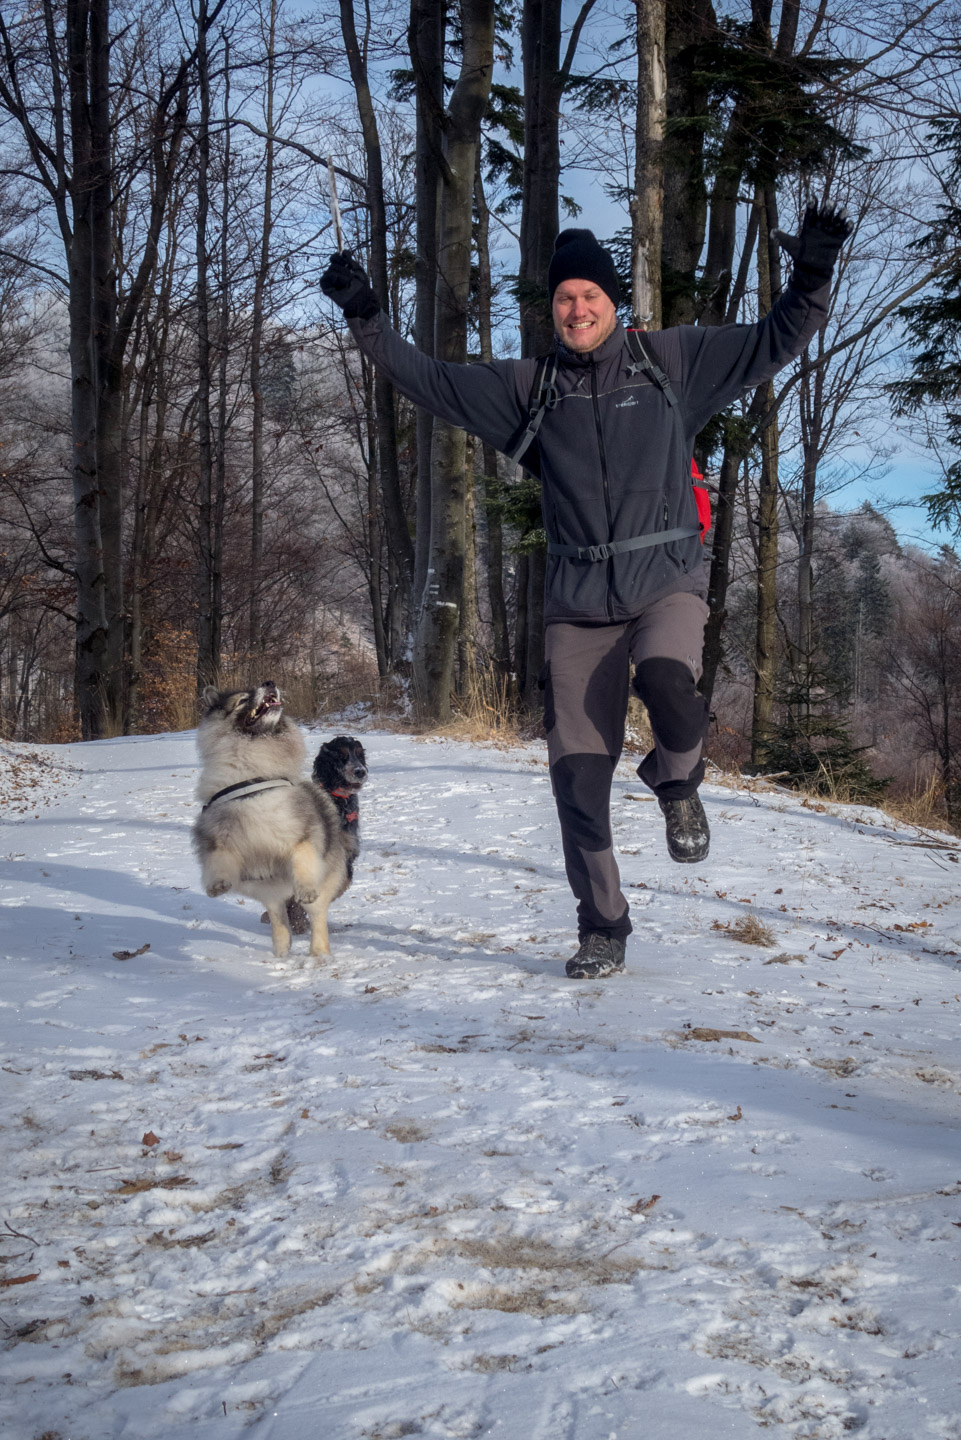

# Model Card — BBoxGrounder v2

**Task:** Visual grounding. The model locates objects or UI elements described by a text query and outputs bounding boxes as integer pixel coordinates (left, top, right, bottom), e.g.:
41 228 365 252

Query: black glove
319 251 381 321
772 201 853 294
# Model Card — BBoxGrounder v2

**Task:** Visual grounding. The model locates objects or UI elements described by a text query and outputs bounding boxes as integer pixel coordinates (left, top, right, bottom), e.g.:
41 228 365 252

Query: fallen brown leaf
0 1272 40 1287
112 943 150 961
628 1194 660 1215
142 1130 160 1147
115 1175 193 1196
687 1027 760 1044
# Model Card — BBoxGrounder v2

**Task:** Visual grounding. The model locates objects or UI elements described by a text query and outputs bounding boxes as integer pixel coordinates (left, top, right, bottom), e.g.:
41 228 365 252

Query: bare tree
412 0 494 718
0 0 222 736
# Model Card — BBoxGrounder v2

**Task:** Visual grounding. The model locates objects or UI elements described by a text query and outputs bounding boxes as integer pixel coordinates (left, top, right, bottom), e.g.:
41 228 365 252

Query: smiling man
321 209 851 978
552 280 618 352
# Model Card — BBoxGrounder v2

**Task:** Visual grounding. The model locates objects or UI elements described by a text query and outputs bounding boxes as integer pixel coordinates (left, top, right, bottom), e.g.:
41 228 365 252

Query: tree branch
560 0 598 84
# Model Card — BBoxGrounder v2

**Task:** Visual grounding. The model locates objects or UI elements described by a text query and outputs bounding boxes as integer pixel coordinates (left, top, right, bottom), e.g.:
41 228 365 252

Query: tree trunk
67 0 111 739
459 449 479 693
128 352 153 733
795 322 825 716
750 188 780 762
699 208 762 707
340 0 414 644
516 0 594 701
365 399 389 676
412 0 494 719
408 0 444 608
513 552 530 696
88 0 124 734
661 0 715 327
630 0 666 328
474 159 510 677
526 548 546 696
751 386 780 761
194 0 216 690
519 0 561 356
517 0 594 353
700 448 742 705
249 0 277 660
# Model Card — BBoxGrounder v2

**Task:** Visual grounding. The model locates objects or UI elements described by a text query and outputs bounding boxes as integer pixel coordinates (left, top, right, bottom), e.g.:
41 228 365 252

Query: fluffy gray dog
192 682 348 962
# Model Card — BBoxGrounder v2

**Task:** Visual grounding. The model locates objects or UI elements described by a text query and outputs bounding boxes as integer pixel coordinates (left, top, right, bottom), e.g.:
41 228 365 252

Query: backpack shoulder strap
506 351 559 468
625 329 679 409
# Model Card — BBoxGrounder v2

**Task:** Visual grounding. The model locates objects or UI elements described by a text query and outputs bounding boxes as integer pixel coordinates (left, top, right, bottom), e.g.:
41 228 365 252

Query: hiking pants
543 592 710 942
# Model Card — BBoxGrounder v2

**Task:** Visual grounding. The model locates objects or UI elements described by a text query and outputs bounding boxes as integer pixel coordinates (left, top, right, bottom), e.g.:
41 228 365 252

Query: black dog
312 736 368 886
262 735 368 936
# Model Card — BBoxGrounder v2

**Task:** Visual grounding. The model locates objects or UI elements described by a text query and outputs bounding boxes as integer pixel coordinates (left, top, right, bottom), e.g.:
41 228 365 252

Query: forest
0 0 960 825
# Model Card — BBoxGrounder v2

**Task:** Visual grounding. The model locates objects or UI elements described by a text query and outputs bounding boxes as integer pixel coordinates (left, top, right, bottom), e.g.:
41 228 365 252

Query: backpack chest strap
547 525 701 562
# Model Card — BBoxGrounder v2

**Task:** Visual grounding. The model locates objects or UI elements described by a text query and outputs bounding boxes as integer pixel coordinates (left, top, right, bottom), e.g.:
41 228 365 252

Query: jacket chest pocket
608 388 676 492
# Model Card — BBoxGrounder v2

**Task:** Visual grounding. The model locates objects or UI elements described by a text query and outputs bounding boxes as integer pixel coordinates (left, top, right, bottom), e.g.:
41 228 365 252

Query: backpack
507 330 712 555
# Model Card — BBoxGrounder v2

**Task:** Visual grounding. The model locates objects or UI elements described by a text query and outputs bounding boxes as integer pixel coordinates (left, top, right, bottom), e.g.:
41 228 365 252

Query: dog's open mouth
243 687 282 729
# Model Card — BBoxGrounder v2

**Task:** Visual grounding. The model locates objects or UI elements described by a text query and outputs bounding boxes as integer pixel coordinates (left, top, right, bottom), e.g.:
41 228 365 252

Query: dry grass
430 667 529 746
882 771 956 834
712 911 776 947
371 661 538 746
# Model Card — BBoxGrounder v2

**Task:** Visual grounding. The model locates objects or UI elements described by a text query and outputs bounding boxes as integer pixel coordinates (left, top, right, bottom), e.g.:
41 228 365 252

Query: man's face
551 279 618 353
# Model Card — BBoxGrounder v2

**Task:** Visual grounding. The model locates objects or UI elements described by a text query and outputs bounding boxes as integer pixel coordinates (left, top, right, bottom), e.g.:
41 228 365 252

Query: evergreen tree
890 117 961 534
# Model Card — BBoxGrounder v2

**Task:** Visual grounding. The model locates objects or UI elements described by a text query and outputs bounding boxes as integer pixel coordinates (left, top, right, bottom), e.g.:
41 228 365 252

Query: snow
1 727 960 1440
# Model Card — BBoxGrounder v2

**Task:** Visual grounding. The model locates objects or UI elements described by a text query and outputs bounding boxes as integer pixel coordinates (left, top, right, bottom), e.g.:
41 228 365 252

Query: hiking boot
565 932 626 979
659 793 710 863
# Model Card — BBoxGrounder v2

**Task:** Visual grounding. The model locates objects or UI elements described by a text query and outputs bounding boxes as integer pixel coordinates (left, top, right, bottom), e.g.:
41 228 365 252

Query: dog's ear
201 685 221 711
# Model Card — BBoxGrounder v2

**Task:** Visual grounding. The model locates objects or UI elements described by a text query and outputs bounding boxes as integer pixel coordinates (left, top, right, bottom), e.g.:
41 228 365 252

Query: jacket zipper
590 359 615 621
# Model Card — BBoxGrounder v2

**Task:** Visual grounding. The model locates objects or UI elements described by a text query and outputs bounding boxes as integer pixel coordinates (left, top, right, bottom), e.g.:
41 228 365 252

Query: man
320 204 851 979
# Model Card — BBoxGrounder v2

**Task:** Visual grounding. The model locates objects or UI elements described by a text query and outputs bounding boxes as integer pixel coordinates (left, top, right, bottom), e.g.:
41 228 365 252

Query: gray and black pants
543 592 710 942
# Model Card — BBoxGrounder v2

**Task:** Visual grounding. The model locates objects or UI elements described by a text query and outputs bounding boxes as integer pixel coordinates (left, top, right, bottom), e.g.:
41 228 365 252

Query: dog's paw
206 879 231 897
308 943 331 960
294 887 319 906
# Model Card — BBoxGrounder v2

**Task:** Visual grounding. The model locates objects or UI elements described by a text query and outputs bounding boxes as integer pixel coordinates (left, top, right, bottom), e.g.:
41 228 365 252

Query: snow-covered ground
1 728 960 1440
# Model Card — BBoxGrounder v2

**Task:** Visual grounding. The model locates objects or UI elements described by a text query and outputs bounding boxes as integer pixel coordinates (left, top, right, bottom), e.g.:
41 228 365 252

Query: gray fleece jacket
348 280 828 626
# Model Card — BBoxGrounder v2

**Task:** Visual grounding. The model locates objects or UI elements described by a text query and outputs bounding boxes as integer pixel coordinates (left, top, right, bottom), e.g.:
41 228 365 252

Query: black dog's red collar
327 786 359 823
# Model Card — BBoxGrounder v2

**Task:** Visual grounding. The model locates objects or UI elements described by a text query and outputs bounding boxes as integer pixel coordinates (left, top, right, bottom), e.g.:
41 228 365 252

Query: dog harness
202 777 294 811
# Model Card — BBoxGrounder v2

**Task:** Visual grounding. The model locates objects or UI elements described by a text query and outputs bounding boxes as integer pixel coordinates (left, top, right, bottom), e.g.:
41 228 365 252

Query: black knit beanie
548 228 620 306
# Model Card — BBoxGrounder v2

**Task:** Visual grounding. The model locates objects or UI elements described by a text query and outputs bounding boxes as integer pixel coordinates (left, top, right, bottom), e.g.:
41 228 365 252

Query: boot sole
565 961 626 979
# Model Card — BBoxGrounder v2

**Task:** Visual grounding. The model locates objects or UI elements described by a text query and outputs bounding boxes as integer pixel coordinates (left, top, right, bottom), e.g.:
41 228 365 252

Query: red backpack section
691 459 711 543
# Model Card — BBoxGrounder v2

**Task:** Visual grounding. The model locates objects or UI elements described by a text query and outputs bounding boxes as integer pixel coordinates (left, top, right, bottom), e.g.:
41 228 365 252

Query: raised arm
668 202 853 434
320 252 524 455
